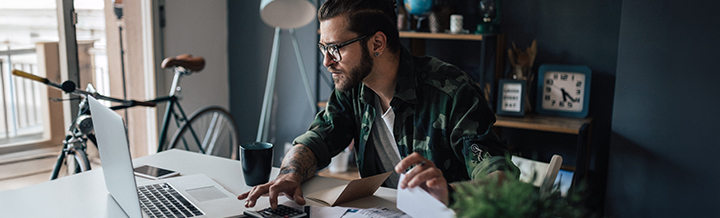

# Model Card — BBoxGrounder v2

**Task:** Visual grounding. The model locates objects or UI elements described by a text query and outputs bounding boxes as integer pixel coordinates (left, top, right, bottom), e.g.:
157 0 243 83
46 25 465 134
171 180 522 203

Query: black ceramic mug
240 142 274 186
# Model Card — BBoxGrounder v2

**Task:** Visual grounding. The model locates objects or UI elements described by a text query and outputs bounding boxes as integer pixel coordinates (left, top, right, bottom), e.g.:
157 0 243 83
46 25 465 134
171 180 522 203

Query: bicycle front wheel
168 106 239 159
50 148 91 180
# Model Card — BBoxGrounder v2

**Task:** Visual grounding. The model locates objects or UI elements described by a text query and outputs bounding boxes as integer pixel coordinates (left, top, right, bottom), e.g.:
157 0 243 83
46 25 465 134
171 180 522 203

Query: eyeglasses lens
318 45 341 62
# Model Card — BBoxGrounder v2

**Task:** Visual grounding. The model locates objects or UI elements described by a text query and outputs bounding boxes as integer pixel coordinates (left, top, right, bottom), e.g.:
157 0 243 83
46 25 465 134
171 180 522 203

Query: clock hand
561 88 579 102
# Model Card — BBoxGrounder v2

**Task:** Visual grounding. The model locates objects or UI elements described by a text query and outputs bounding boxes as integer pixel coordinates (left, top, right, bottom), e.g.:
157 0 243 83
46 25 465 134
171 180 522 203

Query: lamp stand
256 27 316 142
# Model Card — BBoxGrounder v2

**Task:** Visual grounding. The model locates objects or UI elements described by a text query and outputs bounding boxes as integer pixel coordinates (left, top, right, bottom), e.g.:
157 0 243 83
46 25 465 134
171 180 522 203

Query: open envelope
306 171 392 206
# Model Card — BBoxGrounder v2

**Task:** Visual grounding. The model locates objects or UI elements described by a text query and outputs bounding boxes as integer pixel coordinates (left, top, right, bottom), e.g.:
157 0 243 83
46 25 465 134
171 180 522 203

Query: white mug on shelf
450 14 463 33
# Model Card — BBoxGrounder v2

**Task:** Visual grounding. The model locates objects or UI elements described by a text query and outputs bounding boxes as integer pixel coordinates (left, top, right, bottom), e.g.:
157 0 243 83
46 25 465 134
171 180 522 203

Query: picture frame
496 79 526 116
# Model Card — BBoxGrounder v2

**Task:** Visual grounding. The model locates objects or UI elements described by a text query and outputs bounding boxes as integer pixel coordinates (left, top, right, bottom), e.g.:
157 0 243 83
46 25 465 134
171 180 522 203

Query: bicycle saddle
161 54 205 72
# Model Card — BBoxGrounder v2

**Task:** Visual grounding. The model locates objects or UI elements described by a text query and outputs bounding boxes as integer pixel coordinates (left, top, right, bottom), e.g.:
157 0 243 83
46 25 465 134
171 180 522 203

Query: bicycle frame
156 95 191 152
155 96 212 153
108 67 207 153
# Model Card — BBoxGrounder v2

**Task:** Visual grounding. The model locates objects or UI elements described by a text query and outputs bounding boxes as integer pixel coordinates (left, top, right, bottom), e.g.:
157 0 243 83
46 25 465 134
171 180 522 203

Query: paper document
396 173 455 218
341 206 410 218
279 198 350 218
306 171 392 206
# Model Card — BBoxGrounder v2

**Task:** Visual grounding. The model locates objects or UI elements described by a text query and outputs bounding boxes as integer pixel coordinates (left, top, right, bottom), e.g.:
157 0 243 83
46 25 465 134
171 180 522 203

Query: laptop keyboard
137 183 205 218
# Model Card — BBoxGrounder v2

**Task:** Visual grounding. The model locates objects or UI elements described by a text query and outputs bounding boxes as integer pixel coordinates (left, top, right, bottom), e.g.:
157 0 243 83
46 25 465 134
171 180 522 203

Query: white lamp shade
260 0 316 29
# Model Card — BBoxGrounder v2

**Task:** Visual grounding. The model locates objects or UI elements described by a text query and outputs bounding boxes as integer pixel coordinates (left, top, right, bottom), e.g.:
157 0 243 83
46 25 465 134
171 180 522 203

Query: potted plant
450 158 596 218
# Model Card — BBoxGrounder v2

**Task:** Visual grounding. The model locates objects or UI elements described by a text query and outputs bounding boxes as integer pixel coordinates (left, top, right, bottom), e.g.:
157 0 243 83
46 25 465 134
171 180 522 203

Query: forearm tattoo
279 145 317 182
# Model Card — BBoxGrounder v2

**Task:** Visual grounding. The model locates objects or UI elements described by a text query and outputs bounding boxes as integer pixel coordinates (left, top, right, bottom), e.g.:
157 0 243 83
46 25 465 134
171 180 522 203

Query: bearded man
239 0 516 209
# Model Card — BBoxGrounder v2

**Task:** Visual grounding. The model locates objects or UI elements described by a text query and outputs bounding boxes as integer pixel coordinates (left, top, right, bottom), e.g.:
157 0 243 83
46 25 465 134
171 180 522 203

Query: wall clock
496 79 526 116
535 64 591 118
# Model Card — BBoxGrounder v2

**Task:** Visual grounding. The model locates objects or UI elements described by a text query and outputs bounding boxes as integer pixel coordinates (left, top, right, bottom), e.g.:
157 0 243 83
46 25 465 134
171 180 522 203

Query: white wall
162 0 229 113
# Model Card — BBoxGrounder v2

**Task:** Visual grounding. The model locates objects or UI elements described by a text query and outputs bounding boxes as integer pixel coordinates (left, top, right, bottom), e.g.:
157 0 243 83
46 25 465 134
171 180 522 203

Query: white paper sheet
396 173 456 218
279 198 354 218
341 206 411 218
314 206 354 218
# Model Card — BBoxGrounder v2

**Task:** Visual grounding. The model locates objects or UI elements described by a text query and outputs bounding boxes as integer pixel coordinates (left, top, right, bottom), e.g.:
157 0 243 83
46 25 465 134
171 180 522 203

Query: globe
404 0 433 16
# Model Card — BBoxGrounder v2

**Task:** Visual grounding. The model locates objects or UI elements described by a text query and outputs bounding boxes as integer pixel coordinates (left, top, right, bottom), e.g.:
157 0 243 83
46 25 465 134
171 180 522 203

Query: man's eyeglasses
318 35 368 62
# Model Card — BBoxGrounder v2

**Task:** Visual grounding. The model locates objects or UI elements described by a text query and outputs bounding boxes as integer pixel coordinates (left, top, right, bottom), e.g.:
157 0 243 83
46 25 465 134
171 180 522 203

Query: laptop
88 96 245 218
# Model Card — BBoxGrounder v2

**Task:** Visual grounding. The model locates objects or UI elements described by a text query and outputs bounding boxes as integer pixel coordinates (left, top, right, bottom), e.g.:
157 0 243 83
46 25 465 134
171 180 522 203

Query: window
0 0 109 151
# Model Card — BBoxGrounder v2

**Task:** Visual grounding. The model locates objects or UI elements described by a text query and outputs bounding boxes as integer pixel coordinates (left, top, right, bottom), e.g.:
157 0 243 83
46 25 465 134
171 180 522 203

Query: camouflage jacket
294 47 514 183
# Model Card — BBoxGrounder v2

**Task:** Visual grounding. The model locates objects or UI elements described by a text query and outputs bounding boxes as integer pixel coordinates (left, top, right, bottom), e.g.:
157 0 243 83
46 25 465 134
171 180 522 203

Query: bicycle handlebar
12 69 157 108
12 69 64 90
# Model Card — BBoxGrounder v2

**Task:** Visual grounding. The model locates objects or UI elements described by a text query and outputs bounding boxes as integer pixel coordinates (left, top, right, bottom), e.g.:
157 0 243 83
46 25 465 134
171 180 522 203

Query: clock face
541 71 585 112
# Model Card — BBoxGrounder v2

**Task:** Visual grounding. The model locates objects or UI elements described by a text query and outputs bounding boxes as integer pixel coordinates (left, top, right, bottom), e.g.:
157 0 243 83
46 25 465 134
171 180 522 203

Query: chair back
511 154 563 192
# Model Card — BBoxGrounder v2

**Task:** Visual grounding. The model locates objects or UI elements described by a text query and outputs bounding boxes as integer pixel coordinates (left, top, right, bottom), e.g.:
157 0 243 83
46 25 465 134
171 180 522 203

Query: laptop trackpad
186 186 228 202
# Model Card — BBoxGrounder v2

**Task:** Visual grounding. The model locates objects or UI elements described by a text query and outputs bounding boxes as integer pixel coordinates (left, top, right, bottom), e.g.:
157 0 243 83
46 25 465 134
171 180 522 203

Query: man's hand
237 144 318 210
237 173 305 209
394 152 449 205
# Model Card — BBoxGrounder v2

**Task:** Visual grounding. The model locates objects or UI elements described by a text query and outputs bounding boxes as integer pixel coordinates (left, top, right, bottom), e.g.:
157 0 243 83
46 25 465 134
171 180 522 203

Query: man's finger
395 153 421 173
409 168 443 188
293 187 306 205
268 185 279 210
426 177 446 188
399 163 426 189
244 185 267 208
395 153 435 173
237 191 248 200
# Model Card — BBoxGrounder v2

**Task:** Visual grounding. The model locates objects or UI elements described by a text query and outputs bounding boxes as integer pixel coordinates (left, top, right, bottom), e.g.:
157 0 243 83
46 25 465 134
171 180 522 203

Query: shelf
317 30 489 41
494 115 593 135
398 31 488 41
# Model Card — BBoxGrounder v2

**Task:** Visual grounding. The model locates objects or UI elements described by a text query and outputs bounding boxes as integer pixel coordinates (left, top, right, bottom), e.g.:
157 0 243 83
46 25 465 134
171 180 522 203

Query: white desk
0 149 397 217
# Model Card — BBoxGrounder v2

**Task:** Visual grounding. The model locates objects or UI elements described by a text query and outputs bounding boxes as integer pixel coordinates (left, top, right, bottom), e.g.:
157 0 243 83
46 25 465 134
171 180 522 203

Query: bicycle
12 54 240 180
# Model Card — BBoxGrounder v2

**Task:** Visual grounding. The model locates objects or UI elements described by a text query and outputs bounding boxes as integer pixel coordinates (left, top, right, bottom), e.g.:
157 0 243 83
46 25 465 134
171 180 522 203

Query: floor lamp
257 0 316 142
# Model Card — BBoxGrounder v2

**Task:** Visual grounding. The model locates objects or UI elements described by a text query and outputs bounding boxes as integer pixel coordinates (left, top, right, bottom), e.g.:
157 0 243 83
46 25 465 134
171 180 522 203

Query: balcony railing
0 48 43 144
0 41 107 148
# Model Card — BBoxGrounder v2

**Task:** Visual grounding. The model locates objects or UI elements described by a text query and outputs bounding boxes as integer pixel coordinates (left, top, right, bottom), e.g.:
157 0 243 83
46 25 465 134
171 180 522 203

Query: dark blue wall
608 0 720 217
498 0 621 213
227 0 319 166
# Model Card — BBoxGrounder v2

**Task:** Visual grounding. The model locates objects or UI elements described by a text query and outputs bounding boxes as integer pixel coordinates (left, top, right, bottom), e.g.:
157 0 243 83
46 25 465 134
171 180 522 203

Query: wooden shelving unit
495 115 592 135
398 31 487 41
399 31 493 58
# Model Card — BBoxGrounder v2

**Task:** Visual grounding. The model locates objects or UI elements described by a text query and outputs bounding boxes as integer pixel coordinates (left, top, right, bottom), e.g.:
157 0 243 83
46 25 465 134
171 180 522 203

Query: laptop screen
88 96 143 218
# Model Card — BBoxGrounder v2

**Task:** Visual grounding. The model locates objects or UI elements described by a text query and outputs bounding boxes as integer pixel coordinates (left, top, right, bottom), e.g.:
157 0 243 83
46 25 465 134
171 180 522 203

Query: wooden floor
0 146 101 192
